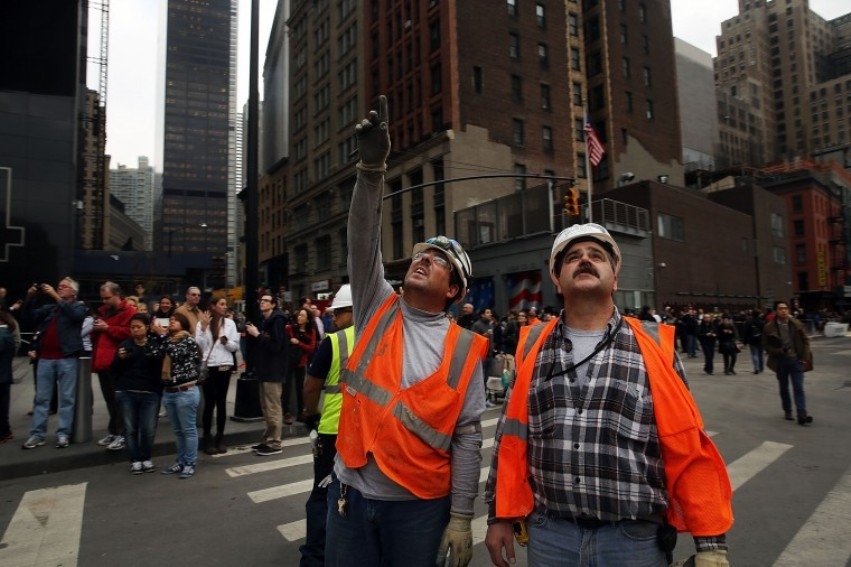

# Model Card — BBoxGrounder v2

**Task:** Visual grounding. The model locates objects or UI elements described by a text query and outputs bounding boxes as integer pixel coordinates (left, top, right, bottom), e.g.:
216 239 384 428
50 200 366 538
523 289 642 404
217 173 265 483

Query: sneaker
179 465 196 479
161 462 183 475
55 435 69 449
485 400 499 409
141 460 155 473
130 461 143 475
283 412 294 426
98 434 116 447
254 443 283 456
107 435 126 451
250 442 264 450
158 409 167 418
0 433 14 445
22 436 45 450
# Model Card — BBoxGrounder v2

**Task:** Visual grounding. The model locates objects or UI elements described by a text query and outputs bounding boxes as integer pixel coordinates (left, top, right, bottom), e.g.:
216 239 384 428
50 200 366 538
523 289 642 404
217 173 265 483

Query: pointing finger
377 94 389 125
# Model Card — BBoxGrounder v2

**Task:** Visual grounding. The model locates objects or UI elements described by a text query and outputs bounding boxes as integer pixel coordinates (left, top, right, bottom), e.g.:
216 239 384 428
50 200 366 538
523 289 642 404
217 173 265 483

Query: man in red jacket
92 281 136 451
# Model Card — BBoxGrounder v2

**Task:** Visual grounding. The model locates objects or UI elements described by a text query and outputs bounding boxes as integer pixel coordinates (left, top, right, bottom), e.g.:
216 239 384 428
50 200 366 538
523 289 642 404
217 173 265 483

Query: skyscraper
156 0 237 289
714 0 851 165
110 157 155 250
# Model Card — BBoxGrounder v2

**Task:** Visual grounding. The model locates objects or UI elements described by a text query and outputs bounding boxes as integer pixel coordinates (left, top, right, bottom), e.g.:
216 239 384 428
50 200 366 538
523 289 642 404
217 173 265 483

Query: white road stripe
278 519 307 542
249 479 315 503
774 471 851 566
0 483 87 567
726 441 793 491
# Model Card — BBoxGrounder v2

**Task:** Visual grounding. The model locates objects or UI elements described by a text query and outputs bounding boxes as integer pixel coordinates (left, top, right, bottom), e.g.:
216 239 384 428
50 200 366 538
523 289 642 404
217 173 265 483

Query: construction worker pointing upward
326 95 488 567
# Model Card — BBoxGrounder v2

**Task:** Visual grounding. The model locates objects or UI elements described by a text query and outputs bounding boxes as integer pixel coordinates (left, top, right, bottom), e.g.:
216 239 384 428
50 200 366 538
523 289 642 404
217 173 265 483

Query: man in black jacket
742 309 766 374
246 293 288 455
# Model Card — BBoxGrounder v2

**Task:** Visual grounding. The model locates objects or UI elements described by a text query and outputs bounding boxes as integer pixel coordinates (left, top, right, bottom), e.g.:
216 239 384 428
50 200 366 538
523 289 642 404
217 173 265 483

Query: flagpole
584 105 593 223
585 146 593 223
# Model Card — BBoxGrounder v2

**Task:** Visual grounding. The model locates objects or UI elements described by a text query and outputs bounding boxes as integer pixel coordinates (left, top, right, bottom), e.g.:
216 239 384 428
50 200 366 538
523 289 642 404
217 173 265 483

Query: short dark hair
443 270 465 312
130 313 150 326
171 312 192 332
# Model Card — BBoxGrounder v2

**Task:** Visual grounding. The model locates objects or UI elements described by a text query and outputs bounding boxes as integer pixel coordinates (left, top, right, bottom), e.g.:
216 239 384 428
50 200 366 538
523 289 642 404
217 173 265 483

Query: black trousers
202 367 232 436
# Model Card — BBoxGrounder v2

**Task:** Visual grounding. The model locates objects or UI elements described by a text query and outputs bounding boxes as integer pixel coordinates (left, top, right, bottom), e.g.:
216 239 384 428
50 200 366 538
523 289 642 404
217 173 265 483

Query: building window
513 119 525 146
473 66 483 94
639 2 646 23
791 195 802 212
793 219 804 236
538 43 548 67
657 213 685 242
773 247 787 265
429 19 441 51
622 57 631 79
316 235 332 270
795 243 806 264
641 34 649 54
569 13 579 36
620 24 628 45
543 126 553 152
574 118 584 141
431 63 442 94
646 99 654 119
509 33 520 59
577 153 587 178
643 66 652 87
772 216 787 240
507 0 516 17
514 163 526 191
625 91 633 112
573 82 583 106
536 3 546 27
431 104 443 132
511 75 523 102
570 48 581 71
541 84 551 110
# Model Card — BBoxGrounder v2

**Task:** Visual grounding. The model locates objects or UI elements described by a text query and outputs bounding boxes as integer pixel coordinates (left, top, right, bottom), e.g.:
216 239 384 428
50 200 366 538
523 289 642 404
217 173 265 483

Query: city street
1 336 850 566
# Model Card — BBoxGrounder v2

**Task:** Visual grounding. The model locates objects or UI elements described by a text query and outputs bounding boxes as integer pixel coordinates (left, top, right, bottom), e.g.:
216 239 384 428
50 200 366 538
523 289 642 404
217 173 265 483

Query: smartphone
156 318 170 328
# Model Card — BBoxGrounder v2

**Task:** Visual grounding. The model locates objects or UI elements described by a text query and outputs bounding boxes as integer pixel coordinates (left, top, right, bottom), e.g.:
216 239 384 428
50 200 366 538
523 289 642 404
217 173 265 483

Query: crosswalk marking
726 441 793 491
774 470 851 566
226 453 313 477
0 483 87 567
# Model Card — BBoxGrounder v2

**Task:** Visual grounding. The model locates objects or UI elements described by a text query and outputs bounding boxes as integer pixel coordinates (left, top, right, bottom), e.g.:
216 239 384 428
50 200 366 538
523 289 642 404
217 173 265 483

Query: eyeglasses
259 298 273 303
412 251 452 271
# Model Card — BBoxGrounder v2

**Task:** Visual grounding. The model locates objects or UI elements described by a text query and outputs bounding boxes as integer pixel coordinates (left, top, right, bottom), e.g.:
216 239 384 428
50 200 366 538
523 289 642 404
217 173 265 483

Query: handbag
197 341 215 384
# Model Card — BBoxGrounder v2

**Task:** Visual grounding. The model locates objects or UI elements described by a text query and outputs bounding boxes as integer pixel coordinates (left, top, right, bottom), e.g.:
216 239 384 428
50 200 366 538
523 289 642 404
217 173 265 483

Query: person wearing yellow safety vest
300 284 356 567
484 223 733 567
326 95 489 567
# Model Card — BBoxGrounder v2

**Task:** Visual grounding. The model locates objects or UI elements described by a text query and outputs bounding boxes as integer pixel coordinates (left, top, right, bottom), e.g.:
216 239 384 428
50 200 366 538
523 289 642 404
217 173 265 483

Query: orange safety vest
337 294 488 499
494 316 733 536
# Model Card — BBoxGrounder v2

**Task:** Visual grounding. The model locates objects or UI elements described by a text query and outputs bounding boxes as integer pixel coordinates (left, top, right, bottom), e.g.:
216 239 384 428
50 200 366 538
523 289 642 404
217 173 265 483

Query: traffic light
563 188 580 216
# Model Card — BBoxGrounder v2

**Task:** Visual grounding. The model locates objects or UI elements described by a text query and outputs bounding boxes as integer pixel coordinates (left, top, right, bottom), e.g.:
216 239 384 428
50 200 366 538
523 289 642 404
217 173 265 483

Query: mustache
573 262 599 278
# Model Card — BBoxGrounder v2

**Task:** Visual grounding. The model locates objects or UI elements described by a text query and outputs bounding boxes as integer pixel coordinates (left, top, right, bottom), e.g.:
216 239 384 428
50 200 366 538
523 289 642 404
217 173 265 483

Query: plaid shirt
485 310 726 551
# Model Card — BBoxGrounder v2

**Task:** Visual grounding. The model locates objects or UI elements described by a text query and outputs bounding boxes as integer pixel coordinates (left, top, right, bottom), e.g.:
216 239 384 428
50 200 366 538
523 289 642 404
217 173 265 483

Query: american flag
584 113 605 167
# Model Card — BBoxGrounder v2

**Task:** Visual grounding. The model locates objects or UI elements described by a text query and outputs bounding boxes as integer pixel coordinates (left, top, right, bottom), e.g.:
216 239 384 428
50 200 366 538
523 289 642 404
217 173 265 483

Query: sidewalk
1 357 306 481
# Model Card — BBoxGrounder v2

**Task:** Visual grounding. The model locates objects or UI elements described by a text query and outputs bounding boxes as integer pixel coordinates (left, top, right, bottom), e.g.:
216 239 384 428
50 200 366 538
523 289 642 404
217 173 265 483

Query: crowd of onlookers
0 280 335 479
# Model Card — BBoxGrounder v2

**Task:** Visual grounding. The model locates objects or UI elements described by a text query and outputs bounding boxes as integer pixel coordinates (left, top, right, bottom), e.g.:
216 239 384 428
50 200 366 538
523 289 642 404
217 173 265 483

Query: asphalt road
1 337 850 567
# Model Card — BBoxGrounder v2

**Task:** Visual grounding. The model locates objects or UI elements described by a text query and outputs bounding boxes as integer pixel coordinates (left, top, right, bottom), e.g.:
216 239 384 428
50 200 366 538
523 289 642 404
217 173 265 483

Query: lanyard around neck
545 317 624 381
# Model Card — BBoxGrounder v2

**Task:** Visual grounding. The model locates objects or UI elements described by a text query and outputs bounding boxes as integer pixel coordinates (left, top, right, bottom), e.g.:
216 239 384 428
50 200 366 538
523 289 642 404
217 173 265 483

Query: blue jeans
684 333 697 357
325 479 450 567
30 357 79 439
526 512 666 567
116 390 160 462
775 357 806 417
163 386 200 466
749 344 764 373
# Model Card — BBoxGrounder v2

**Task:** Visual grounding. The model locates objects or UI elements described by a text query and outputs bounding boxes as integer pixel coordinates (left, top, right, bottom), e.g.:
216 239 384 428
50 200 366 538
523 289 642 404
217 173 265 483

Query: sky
101 0 849 170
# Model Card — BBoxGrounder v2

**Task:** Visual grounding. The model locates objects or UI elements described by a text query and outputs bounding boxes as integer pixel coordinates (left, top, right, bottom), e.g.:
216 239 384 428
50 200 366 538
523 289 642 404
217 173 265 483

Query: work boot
215 433 227 454
784 411 794 421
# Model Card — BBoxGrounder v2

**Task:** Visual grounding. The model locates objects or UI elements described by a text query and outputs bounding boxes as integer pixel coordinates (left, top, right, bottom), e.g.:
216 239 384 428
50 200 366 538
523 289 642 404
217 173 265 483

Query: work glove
672 550 730 567
355 95 391 172
436 513 473 567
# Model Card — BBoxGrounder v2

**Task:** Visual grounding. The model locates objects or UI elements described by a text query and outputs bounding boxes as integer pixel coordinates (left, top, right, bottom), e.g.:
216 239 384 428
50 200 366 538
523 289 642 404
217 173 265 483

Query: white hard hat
550 223 621 275
330 284 353 309
411 236 472 294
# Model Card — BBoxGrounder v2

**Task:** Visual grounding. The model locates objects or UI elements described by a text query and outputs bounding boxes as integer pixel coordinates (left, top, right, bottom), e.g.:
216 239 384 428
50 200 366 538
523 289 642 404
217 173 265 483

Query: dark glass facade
160 0 235 287
0 0 85 296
